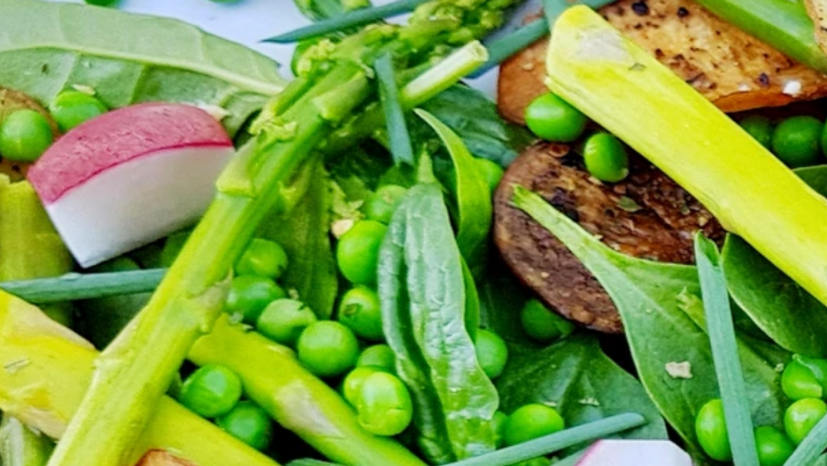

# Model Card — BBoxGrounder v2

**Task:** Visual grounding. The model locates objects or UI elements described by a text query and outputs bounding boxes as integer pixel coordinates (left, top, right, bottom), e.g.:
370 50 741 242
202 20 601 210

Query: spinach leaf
720 166 827 357
417 86 534 167
416 110 492 267
496 333 668 454
0 0 286 136
512 186 789 459
379 183 499 464
259 161 338 319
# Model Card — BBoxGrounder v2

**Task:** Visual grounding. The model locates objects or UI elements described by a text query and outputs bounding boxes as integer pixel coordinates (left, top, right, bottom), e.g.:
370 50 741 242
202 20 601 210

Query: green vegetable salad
2 1 827 466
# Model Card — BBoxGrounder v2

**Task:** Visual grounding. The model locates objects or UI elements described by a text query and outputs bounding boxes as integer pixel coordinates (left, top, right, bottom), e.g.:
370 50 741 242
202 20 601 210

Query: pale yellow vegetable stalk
545 6 827 308
0 290 280 466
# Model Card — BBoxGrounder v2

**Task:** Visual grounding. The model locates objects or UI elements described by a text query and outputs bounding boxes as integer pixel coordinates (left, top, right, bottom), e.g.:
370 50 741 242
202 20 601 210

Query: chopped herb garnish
617 196 642 212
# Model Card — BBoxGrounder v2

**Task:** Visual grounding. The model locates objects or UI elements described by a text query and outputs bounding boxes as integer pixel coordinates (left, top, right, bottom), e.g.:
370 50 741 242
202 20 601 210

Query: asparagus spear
48 3 514 465
0 290 280 466
189 316 428 466
545 7 827 314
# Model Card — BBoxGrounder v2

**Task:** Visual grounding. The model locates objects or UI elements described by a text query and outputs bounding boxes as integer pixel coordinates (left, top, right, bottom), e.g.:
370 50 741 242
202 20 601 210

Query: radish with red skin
28 103 234 268
576 440 692 466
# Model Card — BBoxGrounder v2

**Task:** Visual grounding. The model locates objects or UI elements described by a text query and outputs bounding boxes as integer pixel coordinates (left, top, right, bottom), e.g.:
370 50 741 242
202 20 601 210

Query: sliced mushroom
493 142 724 333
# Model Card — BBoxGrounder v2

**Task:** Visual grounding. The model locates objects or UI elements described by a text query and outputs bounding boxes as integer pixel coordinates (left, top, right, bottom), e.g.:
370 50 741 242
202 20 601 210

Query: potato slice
806 0 827 57
499 0 827 124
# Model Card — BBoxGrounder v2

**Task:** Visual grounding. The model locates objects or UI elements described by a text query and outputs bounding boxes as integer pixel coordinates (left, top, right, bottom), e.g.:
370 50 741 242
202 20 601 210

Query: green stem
188 315 428 466
0 418 53 466
0 269 165 304
376 53 415 165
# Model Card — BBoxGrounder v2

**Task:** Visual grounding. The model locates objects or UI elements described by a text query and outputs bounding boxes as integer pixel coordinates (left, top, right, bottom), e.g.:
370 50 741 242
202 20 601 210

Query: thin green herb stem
695 234 759 466
447 413 645 466
375 53 415 165
265 0 431 43
783 414 827 466
0 269 165 304
469 18 548 78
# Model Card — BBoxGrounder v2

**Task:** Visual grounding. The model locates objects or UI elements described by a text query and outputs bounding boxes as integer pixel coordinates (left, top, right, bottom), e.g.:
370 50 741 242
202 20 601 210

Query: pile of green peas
178 364 274 450
695 353 827 465
739 115 827 168
525 93 629 184
0 89 108 163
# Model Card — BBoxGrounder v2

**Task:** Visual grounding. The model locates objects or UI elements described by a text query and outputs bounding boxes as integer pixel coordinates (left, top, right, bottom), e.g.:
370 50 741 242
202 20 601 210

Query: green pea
473 158 504 194
520 299 575 343
503 404 565 446
492 411 508 448
342 366 379 406
740 115 773 149
0 110 53 162
49 90 107 132
474 329 509 379
336 220 387 285
355 372 413 437
236 238 289 280
365 185 408 224
784 398 827 445
771 116 824 168
337 286 383 341
225 276 286 324
297 321 360 377
781 359 823 401
524 93 587 143
695 399 732 462
754 426 794 466
217 401 273 451
583 133 629 183
256 299 317 347
178 365 242 419
357 344 396 373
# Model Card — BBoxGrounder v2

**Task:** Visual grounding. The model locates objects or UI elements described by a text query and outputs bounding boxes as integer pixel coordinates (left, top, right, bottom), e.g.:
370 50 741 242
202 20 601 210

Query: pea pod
379 183 499 463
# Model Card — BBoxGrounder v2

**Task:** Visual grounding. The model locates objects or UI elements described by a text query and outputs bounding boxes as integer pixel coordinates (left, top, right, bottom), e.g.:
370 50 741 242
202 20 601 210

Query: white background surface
46 0 541 96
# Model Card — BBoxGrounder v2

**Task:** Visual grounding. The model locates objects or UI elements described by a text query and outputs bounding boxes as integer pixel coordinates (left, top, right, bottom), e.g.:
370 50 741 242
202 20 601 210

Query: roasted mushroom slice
493 142 724 333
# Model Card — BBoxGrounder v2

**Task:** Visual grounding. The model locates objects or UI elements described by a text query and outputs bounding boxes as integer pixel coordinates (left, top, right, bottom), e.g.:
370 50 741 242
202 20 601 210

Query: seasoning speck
677 7 689 17
629 62 646 71
5 358 30 374
618 196 642 213
758 73 770 87
632 1 649 15
665 361 693 379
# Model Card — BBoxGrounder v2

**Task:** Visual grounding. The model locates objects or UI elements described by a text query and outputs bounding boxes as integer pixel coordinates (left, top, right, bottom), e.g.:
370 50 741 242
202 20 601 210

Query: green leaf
721 166 827 357
416 109 492 267
417 86 533 167
512 186 789 461
0 0 286 136
259 161 338 320
496 333 668 455
379 183 499 464
695 235 759 466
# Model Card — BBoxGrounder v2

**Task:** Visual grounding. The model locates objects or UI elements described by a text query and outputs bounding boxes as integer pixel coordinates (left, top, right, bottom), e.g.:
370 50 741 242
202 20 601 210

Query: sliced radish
576 440 692 466
28 103 234 268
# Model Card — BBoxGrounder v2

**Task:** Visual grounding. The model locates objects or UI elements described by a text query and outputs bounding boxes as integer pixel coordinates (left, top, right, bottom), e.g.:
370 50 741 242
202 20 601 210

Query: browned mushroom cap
493 142 724 333
0 87 60 181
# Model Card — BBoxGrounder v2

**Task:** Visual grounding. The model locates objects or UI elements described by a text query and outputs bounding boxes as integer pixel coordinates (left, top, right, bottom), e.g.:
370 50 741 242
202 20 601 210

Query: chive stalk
375 53 415 165
545 6 827 321
695 235 759 466
265 0 432 43
47 3 515 465
0 269 165 304
469 18 549 78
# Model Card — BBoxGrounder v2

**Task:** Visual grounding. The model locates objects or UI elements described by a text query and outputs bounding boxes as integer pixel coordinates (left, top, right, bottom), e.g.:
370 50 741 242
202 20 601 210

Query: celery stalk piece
545 7 827 310
0 290 280 466
693 0 827 74
188 315 428 466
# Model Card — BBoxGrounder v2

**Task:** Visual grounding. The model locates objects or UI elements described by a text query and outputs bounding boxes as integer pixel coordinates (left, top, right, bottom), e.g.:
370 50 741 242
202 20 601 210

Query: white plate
47 0 542 97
